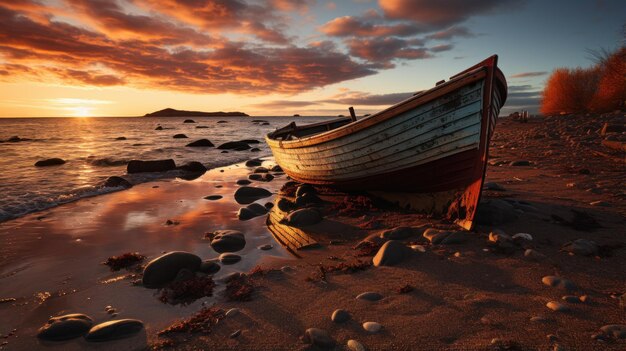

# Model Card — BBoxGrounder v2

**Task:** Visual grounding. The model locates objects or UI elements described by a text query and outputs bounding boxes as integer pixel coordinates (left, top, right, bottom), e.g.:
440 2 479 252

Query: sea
0 116 328 222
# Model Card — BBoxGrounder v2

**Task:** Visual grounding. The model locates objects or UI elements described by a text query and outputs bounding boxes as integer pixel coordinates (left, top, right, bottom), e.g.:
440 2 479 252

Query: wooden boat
266 55 507 230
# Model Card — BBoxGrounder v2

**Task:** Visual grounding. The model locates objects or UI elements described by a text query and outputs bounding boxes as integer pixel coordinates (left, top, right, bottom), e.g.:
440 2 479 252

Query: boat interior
267 116 355 141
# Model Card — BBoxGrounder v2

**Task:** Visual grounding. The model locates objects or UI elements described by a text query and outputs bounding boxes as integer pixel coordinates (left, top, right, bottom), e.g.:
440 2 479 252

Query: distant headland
144 108 249 117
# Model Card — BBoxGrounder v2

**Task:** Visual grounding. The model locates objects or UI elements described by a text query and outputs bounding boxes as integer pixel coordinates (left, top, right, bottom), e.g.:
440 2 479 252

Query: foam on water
0 116 327 222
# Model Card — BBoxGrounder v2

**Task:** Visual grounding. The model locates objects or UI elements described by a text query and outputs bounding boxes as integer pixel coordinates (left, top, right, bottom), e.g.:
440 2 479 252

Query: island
144 108 249 117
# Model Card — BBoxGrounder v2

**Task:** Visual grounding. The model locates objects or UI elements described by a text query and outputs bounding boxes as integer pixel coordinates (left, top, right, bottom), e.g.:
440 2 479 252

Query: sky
0 0 623 117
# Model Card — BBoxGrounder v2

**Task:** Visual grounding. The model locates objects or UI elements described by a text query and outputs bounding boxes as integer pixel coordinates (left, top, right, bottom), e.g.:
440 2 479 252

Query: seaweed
158 307 225 336
355 241 383 257
158 275 215 305
225 274 255 301
307 260 371 282
102 252 146 271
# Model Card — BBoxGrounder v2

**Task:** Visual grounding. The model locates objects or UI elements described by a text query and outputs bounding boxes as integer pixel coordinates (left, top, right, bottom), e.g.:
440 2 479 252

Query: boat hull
266 56 507 229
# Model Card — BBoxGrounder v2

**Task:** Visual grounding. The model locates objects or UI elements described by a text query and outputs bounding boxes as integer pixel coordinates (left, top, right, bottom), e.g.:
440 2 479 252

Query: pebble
347 339 365 351
236 179 252 185
209 230 246 253
37 314 93 341
542 276 576 291
546 301 570 312
373 240 410 267
561 295 582 303
142 251 202 288
510 160 531 166
204 195 222 200
233 186 272 204
258 244 273 250
356 292 382 301
219 253 242 265
524 249 546 260
303 328 335 348
362 322 382 333
84 319 144 342
331 309 350 323
225 308 240 317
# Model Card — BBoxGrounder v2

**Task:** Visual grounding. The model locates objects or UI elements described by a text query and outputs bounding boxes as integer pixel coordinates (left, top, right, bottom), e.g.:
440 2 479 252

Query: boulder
178 161 207 173
219 253 241 265
277 198 295 212
35 158 66 167
236 179 252 185
85 319 144 342
295 192 322 207
173 134 188 138
234 186 272 204
237 203 268 220
103 176 132 188
271 165 282 172
245 159 263 167
199 260 221 274
183 119 195 123
37 314 93 341
210 230 246 253
254 167 269 173
373 240 410 266
186 139 214 147
142 251 202 288
284 208 322 227
127 159 176 173
155 126 163 130
217 141 250 150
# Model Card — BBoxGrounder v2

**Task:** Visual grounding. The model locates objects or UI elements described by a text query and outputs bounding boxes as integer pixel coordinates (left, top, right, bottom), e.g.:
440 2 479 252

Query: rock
561 295 582 303
127 159 176 173
331 309 350 323
599 324 626 339
270 165 282 172
115 136 127 140
277 198 295 212
35 158 66 167
204 195 222 200
217 141 250 150
475 199 518 225
6 135 31 142
240 139 260 144
363 322 382 333
561 239 599 256
196 125 208 129
183 119 195 123
295 184 315 197
237 203 268 220
210 230 246 253
85 319 144 341
248 173 274 182
178 161 207 173
258 244 273 250
234 186 272 204
512 233 533 241
199 260 221 274
254 167 269 173
219 253 241 265
245 159 263 167
155 126 163 130
356 292 382 301
541 276 576 291
524 249 546 260
217 120 228 123
303 328 335 348
237 179 252 185
225 308 240 317
284 208 322 227
103 176 132 188
546 301 570 312
373 240 410 267
423 228 466 245
142 251 202 288
172 134 188 138
37 314 93 341
483 182 506 191
488 230 517 252
295 192 322 207
510 160 531 166
379 226 414 240
347 339 365 351
186 139 214 147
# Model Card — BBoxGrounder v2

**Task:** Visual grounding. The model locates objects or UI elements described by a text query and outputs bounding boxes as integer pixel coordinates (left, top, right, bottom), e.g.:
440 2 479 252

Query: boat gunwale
266 66 490 149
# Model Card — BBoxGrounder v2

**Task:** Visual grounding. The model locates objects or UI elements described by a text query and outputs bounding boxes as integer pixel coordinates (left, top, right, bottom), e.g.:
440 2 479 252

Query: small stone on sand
546 301 570 312
363 322 382 333
356 292 382 301
331 309 350 323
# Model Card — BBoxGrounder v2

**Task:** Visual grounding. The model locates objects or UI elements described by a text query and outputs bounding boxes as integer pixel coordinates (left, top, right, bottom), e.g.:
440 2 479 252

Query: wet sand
1 114 625 350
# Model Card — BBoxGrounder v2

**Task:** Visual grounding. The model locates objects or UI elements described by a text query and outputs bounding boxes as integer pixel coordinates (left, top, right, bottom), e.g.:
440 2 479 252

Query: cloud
379 0 523 30
0 5 377 94
347 37 431 64
510 71 548 78
323 90 415 105
426 26 474 40
429 44 454 53
320 15 423 37
249 100 320 108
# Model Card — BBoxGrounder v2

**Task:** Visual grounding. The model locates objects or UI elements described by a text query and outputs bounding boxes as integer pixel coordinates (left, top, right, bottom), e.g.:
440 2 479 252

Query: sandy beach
1 113 625 350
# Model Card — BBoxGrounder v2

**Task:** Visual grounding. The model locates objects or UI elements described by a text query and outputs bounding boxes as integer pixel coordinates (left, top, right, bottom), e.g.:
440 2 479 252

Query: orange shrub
541 47 625 115
589 47 626 112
